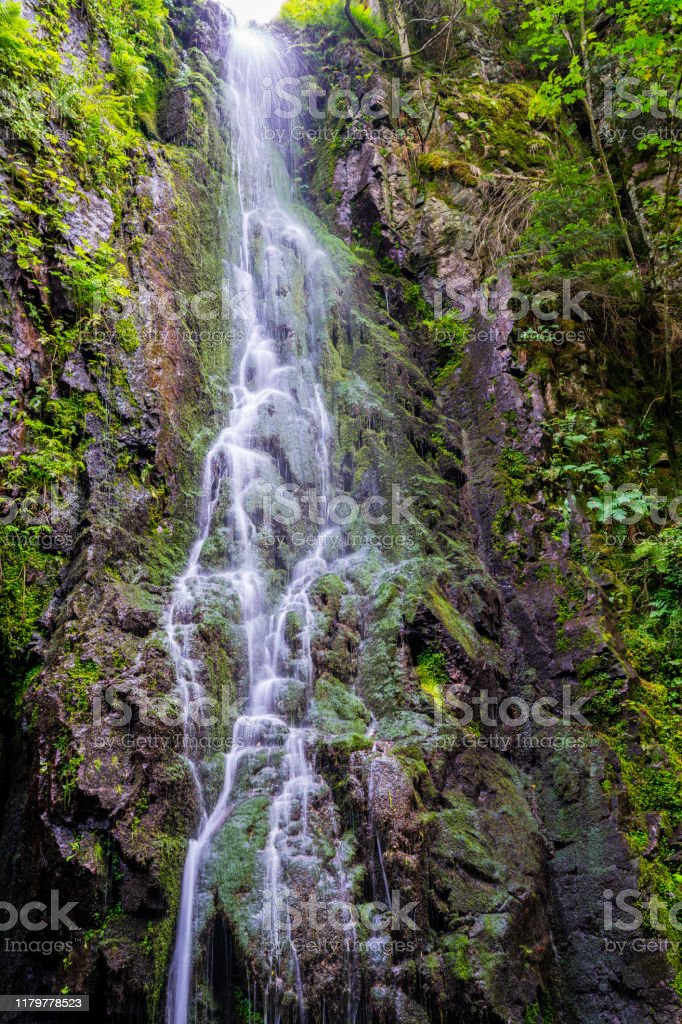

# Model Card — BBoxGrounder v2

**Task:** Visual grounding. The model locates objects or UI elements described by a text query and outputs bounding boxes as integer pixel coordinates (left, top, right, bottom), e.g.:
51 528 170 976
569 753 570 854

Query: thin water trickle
165 20 357 1024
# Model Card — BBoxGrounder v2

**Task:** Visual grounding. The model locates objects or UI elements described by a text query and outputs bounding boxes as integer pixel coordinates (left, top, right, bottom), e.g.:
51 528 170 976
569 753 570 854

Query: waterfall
165 20 358 1024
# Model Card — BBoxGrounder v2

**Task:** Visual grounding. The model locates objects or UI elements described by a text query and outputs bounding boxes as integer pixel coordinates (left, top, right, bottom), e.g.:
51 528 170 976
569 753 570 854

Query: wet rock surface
0 3 680 1023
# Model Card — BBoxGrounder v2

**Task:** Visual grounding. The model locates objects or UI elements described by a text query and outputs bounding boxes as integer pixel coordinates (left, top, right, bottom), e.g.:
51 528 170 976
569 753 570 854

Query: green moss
324 733 373 756
312 675 371 736
0 540 65 686
438 79 552 175
490 447 534 561
498 447 529 504
64 656 101 721
443 932 472 980
115 318 140 353
311 573 347 616
626 829 649 854
417 152 480 188
415 649 448 712
427 586 503 670
576 653 625 721
146 833 188 1017
59 753 84 808
210 795 271 949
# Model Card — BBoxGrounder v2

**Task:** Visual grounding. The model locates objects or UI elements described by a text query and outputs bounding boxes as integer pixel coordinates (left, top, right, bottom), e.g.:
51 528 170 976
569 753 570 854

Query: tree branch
343 0 387 58
343 1 462 64
378 9 462 62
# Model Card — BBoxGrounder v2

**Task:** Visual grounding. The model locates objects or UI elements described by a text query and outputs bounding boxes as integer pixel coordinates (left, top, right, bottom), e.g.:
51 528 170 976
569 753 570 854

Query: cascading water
165 20 358 1024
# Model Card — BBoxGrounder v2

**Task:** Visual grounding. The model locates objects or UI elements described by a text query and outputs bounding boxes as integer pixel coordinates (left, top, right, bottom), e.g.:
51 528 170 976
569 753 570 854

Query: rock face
0 2 680 1024
0 0 233 1018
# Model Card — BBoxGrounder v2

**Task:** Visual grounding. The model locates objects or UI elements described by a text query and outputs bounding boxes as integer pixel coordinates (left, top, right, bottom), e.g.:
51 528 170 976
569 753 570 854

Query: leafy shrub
514 158 640 307
0 1 49 77
280 0 390 38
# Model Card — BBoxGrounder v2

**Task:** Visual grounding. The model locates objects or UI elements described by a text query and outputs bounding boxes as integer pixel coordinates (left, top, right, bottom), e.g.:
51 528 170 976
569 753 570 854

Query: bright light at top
226 0 282 23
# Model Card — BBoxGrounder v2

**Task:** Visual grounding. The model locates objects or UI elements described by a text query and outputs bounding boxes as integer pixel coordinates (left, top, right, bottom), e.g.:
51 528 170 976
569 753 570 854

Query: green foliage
0 541 64 678
280 0 390 38
521 0 595 115
520 0 682 131
601 1 682 159
517 0 682 277
587 487 651 523
622 526 682 705
0 0 179 691
415 649 449 711
58 242 131 311
0 1 55 78
544 411 652 499
0 0 171 182
514 158 638 299
234 991 264 1024
59 752 84 808
111 43 152 100
541 375 682 984
420 310 470 384
1 384 100 491
523 995 555 1024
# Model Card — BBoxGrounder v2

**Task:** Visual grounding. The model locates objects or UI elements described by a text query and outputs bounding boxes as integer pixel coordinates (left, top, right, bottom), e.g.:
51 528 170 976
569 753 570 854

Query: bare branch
378 8 462 63
342 0 387 57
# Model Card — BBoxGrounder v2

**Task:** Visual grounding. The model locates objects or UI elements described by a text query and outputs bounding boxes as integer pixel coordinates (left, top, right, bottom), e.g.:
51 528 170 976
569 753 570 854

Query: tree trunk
578 16 637 267
343 0 385 57
391 0 413 72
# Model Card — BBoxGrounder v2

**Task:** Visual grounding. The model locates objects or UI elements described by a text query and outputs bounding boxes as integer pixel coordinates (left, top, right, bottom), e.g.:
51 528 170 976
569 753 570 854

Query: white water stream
165 23 355 1024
